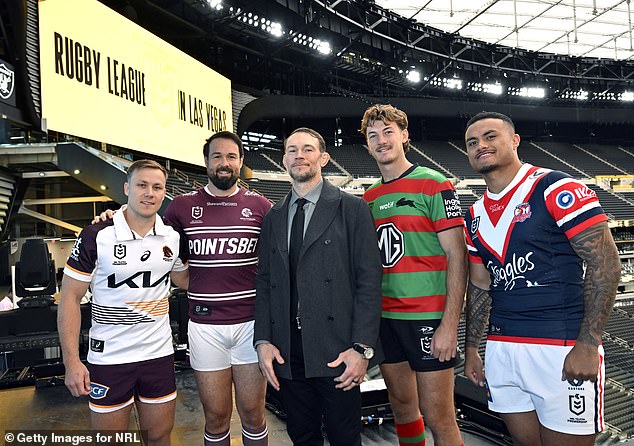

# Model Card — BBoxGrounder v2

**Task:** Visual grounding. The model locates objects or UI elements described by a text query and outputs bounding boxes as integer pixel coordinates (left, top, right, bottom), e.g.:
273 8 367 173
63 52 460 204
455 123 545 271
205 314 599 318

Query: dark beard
209 170 239 190
478 164 498 174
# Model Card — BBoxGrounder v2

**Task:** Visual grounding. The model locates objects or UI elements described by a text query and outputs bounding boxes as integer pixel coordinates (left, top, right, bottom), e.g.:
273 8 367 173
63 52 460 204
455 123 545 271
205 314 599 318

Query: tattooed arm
464 261 492 387
563 221 621 382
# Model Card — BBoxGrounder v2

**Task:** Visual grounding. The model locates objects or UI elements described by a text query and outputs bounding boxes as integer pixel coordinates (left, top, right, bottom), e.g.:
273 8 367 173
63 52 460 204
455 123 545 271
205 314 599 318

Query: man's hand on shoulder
91 208 117 225
256 343 284 391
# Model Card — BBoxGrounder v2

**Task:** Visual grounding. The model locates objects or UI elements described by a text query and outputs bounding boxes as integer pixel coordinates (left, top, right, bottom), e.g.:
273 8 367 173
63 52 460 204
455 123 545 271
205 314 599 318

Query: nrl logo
471 216 480 234
569 394 585 416
114 244 126 260
0 64 14 100
192 206 203 219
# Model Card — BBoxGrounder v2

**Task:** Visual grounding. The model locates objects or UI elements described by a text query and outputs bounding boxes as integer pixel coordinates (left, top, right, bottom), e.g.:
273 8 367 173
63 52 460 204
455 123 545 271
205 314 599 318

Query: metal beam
495 0 564 45
22 171 70 178
453 0 500 35
18 205 82 234
536 0 627 53
22 196 112 205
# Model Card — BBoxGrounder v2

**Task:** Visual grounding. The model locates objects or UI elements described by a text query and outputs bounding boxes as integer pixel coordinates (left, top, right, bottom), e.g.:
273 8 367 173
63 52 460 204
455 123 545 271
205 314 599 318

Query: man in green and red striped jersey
361 104 467 446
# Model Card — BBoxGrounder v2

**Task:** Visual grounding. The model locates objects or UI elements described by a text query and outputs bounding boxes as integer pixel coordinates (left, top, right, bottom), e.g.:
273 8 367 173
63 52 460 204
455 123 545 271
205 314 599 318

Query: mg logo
376 222 404 268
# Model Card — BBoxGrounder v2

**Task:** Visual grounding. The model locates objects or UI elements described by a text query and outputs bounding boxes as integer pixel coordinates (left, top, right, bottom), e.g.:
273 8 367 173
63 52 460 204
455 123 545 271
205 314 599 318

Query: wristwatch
352 343 375 360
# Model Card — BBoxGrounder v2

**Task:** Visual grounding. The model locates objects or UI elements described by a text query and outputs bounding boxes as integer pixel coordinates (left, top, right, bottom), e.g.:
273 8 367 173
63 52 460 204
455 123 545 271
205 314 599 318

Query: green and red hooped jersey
363 165 464 320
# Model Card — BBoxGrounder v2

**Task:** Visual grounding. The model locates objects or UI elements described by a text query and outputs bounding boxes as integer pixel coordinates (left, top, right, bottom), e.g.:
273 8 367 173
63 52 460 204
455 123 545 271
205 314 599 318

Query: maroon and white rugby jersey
164 186 272 325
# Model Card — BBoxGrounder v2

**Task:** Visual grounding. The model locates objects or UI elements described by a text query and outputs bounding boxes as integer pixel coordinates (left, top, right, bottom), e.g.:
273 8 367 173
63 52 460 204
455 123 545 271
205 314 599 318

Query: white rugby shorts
188 320 258 371
485 339 605 435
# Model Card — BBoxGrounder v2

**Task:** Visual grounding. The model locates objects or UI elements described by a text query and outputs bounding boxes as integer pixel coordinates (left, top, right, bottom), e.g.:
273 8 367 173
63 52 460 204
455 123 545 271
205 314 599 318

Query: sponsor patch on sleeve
441 189 462 219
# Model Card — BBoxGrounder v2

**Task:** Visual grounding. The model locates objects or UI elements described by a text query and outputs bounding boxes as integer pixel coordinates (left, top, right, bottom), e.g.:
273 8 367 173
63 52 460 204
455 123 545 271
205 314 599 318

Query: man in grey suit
254 127 383 446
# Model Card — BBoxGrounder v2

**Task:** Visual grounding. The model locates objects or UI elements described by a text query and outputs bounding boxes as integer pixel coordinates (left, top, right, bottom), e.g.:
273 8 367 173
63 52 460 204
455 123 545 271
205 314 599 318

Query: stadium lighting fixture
621 91 634 102
242 132 276 145
483 83 503 95
268 22 283 37
316 40 332 55
406 70 421 83
508 87 546 98
468 82 503 95
559 89 589 100
206 0 222 11
430 76 463 90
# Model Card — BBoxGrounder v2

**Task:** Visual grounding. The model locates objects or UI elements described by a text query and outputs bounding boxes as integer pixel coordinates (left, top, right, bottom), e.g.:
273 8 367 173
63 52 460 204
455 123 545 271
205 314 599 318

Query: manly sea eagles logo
569 393 586 416
192 206 203 219
114 244 126 259
0 64 14 100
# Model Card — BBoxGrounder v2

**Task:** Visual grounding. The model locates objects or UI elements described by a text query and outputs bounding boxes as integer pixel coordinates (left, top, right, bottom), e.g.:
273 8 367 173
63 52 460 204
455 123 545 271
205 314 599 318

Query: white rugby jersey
64 211 187 365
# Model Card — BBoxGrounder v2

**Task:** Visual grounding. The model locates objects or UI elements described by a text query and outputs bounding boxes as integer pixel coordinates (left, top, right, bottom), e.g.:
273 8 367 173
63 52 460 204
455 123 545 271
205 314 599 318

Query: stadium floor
0 367 500 445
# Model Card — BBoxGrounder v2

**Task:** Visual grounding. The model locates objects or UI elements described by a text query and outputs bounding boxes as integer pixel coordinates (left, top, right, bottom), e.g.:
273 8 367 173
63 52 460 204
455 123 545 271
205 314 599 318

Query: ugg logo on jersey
114 244 126 259
487 252 535 291
192 206 203 219
140 250 151 261
569 394 586 416
441 190 462 219
70 237 82 261
90 383 110 399
470 216 480 234
376 222 404 268
556 191 575 209
512 202 531 223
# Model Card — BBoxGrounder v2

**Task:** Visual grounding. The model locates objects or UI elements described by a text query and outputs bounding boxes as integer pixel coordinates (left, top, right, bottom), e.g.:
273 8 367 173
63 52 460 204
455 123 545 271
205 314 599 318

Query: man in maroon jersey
164 131 272 446
94 132 272 446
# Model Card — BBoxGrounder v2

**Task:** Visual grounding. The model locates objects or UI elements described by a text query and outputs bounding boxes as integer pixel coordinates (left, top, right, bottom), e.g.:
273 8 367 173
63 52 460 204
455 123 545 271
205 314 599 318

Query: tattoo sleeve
569 222 621 347
465 281 492 349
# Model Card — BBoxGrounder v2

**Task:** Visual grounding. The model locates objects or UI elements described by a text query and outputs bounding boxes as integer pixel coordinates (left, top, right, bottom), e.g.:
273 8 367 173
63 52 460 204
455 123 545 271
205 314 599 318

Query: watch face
364 347 374 360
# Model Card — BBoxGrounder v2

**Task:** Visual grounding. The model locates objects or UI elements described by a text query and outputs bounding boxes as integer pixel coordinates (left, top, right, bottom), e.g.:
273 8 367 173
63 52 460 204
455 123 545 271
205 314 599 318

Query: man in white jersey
59 160 188 446
94 133 271 446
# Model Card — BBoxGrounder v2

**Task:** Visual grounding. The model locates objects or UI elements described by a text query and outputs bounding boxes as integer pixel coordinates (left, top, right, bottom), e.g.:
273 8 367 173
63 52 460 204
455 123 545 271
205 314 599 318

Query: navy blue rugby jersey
465 164 607 344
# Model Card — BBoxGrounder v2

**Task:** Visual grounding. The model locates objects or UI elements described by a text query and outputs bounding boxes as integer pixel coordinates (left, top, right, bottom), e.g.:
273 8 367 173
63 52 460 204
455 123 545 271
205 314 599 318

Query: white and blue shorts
485 339 605 435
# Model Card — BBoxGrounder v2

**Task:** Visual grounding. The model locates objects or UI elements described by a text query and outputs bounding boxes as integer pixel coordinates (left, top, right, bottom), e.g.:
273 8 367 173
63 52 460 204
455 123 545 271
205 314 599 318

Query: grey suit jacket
254 179 383 379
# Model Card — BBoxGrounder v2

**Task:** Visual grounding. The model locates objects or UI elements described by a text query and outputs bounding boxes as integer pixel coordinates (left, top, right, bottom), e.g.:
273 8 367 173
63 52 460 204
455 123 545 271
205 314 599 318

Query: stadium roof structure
378 0 633 61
